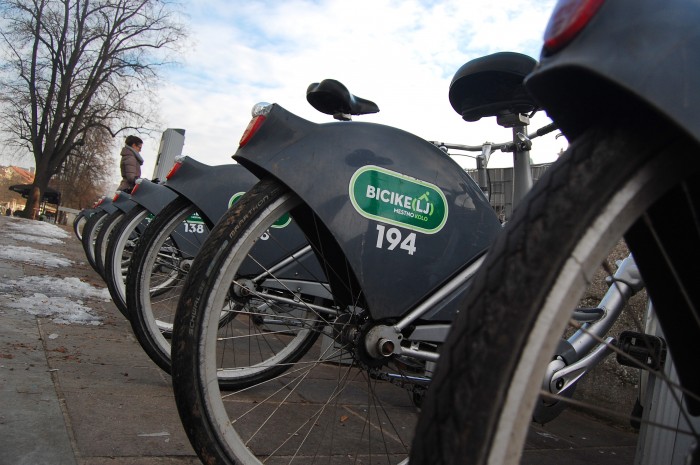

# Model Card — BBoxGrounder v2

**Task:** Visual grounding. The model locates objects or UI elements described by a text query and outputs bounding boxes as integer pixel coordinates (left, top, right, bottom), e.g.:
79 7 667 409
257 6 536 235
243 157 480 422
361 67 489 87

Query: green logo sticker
229 192 291 228
186 212 205 224
349 166 448 234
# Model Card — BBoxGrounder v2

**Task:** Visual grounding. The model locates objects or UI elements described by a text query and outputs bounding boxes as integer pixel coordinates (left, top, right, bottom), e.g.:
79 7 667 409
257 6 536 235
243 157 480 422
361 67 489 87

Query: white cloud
138 0 564 179
1 1 566 180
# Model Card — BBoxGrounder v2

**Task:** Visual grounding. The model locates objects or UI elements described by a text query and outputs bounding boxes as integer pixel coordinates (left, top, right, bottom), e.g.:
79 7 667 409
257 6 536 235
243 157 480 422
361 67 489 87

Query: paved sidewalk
0 216 199 465
0 215 639 465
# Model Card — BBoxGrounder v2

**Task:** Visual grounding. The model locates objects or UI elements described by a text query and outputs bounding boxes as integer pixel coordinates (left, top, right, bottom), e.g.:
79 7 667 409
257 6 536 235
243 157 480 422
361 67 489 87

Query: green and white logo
349 166 448 234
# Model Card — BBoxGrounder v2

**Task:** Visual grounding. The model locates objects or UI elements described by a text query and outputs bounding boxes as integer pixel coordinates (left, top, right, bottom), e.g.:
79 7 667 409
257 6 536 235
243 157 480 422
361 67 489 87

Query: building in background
466 163 551 222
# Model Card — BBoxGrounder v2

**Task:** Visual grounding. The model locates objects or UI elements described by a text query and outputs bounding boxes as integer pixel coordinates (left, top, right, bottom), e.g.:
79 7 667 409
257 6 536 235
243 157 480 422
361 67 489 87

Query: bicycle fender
165 157 325 281
96 197 118 215
129 179 179 214
163 156 258 226
526 0 700 144
112 191 137 213
234 104 502 321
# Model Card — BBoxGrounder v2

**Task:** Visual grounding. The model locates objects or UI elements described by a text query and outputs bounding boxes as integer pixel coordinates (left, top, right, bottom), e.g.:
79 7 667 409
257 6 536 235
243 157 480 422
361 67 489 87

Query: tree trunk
22 186 43 220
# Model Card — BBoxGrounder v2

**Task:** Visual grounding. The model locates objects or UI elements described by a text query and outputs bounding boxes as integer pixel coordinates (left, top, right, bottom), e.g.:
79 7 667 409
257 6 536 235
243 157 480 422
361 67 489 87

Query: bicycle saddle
306 79 380 120
449 52 538 122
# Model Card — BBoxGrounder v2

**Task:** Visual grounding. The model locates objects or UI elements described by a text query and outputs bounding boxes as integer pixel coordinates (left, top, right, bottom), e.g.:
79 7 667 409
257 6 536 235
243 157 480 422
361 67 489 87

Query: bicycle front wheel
411 121 700 464
172 178 423 465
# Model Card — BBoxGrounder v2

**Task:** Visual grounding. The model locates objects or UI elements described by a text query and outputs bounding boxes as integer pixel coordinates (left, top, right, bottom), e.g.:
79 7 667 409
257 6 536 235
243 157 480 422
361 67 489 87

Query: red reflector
543 0 605 54
165 161 183 180
239 115 266 148
112 193 120 201
131 183 141 195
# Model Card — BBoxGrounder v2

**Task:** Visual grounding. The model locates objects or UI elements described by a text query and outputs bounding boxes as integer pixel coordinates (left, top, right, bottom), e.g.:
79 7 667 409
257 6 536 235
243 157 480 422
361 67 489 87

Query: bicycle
168 56 591 464
123 158 261 373
102 178 179 318
410 0 700 463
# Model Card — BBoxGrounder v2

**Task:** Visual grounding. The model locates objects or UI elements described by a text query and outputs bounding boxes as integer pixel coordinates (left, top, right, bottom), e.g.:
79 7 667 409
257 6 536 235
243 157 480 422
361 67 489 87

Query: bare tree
0 0 187 219
54 126 115 209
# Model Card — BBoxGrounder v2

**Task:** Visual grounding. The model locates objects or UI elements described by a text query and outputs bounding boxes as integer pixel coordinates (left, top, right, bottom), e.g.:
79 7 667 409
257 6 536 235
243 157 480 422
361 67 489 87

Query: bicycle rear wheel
410 120 700 464
81 209 108 274
104 205 150 317
95 209 126 279
73 210 90 240
172 178 425 465
126 196 209 373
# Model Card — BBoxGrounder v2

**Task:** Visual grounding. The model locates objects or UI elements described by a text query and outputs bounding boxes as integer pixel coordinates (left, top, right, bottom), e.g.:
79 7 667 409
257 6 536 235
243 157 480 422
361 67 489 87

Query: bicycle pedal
615 331 667 371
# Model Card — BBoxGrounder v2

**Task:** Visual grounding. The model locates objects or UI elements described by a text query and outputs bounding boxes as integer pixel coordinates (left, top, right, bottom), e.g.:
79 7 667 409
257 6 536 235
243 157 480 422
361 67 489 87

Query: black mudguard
526 0 700 144
112 191 136 213
234 104 502 321
163 156 323 281
129 179 179 214
163 157 258 226
96 197 118 215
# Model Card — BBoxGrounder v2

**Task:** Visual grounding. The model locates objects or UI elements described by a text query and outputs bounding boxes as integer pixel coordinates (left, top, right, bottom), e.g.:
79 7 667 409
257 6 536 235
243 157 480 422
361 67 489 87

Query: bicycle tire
81 209 108 274
94 209 125 279
172 177 426 464
104 205 150 318
410 120 700 464
126 196 208 373
73 211 89 240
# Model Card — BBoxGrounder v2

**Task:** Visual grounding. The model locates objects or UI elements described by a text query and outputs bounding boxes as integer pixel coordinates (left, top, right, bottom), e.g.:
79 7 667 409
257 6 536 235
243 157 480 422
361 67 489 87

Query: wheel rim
110 209 150 305
194 192 422 464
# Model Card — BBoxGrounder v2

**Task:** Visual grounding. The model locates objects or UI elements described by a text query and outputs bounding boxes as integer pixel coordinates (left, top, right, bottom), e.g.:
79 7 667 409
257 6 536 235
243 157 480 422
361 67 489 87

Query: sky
0 217 109 325
1 0 566 187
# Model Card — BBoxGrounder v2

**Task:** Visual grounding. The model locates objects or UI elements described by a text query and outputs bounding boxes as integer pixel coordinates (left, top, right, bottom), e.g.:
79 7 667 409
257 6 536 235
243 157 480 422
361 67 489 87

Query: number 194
375 224 417 255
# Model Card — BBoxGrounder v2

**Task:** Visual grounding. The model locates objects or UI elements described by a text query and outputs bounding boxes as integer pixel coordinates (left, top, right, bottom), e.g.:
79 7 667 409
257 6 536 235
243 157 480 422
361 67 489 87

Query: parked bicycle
410 0 700 464
168 56 589 464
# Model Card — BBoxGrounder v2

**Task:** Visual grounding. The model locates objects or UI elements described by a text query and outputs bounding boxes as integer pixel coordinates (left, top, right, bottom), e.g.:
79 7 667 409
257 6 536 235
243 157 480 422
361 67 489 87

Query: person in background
117 135 144 193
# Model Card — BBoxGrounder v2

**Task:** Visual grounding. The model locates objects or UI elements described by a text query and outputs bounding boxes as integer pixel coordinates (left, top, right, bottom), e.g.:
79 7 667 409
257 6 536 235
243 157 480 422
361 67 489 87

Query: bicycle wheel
104 205 150 318
410 120 700 464
81 209 108 274
172 178 426 465
126 196 209 373
94 209 125 279
73 210 90 240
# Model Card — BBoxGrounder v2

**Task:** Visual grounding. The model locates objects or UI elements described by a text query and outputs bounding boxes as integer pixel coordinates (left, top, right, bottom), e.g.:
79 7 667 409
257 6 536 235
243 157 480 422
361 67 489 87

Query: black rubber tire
72 210 89 240
81 209 108 274
104 205 150 318
172 178 419 465
126 197 204 373
94 210 125 279
410 121 700 464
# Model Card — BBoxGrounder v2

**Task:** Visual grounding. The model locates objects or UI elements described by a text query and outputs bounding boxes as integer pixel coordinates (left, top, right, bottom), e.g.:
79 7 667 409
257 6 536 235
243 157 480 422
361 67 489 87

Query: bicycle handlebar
430 122 559 155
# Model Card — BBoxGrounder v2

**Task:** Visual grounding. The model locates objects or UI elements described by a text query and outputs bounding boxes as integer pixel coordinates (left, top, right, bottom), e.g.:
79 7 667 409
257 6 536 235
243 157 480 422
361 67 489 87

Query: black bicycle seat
449 52 538 122
306 79 380 120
